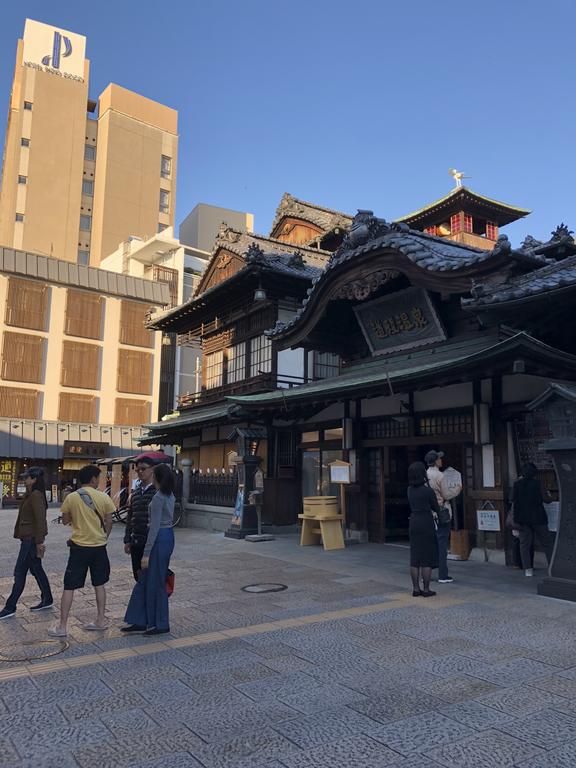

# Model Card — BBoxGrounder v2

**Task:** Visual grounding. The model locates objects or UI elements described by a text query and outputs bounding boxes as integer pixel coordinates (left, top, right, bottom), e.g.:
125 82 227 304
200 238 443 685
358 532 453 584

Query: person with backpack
426 450 455 584
512 462 555 577
0 467 53 619
48 464 114 637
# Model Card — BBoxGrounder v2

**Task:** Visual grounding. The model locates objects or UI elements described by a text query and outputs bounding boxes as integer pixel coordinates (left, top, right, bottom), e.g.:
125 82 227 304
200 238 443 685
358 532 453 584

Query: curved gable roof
270 193 353 238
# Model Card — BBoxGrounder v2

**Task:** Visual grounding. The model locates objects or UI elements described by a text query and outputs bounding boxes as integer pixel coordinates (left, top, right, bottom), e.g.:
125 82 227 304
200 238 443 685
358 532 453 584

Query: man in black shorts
48 465 114 637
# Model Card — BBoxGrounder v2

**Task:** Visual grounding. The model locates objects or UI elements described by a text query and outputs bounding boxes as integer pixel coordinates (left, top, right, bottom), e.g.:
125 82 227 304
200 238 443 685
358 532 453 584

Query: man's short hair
78 464 101 485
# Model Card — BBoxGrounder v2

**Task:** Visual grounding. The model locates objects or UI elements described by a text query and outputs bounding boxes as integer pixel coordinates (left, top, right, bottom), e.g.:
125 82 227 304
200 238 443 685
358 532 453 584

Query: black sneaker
143 628 170 636
120 625 146 633
30 601 54 612
0 608 16 620
438 577 454 584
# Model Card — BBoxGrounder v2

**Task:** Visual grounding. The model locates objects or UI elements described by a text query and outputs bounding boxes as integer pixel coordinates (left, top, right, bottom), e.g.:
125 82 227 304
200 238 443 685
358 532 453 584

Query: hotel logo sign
22 19 86 82
354 286 446 356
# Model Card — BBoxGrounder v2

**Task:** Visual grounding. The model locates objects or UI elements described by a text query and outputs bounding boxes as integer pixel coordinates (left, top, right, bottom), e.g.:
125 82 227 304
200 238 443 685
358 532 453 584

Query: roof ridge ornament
448 168 470 188
288 251 305 269
552 223 574 241
245 243 266 264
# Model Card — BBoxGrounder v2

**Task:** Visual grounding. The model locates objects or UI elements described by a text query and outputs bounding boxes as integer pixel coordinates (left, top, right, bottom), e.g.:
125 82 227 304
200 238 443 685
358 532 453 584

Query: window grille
0 387 38 419
65 290 102 339
313 351 340 380
58 392 97 423
1 332 44 383
486 221 498 240
120 300 154 348
5 278 47 331
204 350 224 389
463 214 473 233
117 350 153 395
450 213 462 234
416 413 473 436
60 341 100 389
227 342 246 384
250 335 272 377
364 418 410 439
115 398 150 426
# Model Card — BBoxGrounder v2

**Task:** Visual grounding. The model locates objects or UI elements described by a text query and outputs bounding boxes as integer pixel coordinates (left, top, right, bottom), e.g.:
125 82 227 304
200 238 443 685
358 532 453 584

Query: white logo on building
22 19 86 82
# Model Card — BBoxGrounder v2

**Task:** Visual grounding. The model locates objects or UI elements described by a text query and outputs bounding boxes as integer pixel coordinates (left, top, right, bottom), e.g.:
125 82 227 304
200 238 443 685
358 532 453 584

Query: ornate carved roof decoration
270 193 353 238
552 223 574 241
288 251 305 269
518 224 576 263
244 243 266 265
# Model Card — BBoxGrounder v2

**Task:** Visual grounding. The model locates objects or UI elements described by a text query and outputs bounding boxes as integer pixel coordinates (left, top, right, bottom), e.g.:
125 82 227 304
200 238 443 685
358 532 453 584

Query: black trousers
519 524 554 570
130 541 145 581
5 539 52 611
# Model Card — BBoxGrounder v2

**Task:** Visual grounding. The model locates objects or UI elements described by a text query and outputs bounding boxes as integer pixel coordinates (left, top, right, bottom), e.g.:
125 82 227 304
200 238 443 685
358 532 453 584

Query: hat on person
424 450 444 466
19 466 44 480
134 452 172 467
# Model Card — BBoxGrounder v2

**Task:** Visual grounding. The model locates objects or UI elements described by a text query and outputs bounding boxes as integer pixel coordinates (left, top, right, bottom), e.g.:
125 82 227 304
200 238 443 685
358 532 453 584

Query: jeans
437 523 451 580
125 528 174 631
5 539 53 611
519 524 554 571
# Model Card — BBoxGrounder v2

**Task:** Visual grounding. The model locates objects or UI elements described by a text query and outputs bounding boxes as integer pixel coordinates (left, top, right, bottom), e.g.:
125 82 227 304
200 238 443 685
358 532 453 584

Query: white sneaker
525 568 534 577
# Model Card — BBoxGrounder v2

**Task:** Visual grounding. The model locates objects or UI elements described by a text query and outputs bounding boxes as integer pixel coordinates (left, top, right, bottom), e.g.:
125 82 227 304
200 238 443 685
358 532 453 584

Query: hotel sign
354 287 446 356
23 19 86 82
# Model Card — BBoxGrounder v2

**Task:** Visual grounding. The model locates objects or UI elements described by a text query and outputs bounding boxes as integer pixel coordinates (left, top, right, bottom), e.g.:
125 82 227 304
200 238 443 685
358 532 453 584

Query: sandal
83 622 109 631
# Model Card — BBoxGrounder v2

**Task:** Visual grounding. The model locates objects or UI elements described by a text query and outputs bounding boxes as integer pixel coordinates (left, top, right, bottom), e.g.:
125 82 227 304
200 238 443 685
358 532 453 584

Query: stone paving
0 508 574 766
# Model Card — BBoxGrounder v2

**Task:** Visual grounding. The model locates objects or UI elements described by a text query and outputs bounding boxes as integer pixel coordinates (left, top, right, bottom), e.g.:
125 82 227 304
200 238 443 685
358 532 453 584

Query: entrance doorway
365 442 468 543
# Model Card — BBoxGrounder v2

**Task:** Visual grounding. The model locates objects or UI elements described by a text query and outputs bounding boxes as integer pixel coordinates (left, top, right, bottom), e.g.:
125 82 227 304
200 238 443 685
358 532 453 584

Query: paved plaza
0 510 574 767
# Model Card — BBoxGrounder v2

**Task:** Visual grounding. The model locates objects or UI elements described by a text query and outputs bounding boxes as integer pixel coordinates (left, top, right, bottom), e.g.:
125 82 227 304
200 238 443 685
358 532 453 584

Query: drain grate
242 583 287 594
0 639 69 662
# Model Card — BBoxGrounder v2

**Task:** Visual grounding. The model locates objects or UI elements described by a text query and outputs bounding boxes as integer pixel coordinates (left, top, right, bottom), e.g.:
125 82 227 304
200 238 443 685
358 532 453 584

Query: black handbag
437 505 451 526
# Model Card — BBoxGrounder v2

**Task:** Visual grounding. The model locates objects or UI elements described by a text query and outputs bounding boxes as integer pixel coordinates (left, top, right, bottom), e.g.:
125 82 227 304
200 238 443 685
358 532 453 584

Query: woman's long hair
408 461 428 488
154 463 175 496
29 469 48 510
521 462 538 480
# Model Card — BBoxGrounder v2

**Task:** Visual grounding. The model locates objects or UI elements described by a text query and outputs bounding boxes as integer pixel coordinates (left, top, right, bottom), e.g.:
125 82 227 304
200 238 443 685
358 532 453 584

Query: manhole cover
242 583 288 594
0 639 69 662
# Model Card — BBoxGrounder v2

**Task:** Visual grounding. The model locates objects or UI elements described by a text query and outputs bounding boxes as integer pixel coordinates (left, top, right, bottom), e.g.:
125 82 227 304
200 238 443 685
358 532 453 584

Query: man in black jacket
124 455 158 580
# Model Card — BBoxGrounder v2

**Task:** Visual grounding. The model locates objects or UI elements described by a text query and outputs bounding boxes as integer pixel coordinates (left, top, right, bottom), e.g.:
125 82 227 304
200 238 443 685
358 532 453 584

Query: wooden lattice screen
117 349 153 395
61 341 100 389
1 332 44 383
120 300 154 348
65 290 103 339
0 386 38 418
5 278 48 331
115 398 150 426
58 392 97 423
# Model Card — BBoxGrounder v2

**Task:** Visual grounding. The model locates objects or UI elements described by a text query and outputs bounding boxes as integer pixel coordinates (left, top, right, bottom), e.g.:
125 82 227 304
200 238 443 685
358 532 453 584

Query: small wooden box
303 496 338 517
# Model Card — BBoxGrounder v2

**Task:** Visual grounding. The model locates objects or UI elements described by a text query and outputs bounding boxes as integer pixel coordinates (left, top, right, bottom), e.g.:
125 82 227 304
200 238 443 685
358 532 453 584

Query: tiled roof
270 193 353 235
141 402 238 441
229 332 576 408
212 224 329 270
464 254 576 307
267 214 535 339
397 186 530 226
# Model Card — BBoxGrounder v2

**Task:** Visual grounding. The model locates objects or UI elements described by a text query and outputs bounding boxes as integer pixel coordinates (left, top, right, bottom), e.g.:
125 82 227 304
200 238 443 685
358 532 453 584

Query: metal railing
189 469 238 507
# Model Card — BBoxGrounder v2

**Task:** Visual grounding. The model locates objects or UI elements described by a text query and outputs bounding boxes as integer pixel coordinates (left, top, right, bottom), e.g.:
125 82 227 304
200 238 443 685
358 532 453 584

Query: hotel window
61 341 100 389
486 221 498 240
115 398 151 426
80 214 91 231
160 155 171 179
84 145 96 161
0 386 39 419
1 332 44 383
117 350 153 395
23 101 32 110
250 335 272 377
82 179 94 196
5 277 48 331
159 189 170 214
312 351 340 380
77 250 90 266
204 350 224 389
463 213 473 233
450 213 462 234
59 392 97 423
227 342 246 384
18 175 27 185
119 300 154 348
65 289 103 339
15 213 24 222
158 223 168 233
21 138 30 147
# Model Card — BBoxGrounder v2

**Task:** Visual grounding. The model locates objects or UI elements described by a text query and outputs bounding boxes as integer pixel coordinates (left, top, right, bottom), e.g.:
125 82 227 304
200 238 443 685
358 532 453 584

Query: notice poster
231 485 245 527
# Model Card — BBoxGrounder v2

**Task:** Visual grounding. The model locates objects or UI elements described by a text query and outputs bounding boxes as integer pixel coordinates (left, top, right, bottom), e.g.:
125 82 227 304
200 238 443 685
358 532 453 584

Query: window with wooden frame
250 335 272 377
5 278 48 331
486 221 498 240
65 290 103 339
1 332 44 383
0 386 38 419
227 342 246 384
61 341 100 389
115 398 151 426
450 213 462 234
312 351 340 380
58 392 97 423
463 213 473 233
204 350 224 389
117 349 153 395
424 225 437 236
119 300 154 348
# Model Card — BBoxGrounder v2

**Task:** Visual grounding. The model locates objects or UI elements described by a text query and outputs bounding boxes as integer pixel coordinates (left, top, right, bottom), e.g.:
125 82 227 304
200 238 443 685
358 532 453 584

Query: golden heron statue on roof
449 168 470 188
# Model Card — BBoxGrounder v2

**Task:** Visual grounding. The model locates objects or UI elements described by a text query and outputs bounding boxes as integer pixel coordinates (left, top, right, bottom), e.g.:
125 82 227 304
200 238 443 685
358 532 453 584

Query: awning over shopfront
227 332 576 411
140 402 242 445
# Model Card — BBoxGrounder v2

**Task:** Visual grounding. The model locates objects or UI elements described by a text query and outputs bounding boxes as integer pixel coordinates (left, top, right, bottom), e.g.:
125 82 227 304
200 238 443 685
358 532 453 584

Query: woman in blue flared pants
123 463 175 636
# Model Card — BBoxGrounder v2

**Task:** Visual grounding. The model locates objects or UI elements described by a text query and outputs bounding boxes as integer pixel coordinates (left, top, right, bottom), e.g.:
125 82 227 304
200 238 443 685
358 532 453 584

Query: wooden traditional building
143 187 576 558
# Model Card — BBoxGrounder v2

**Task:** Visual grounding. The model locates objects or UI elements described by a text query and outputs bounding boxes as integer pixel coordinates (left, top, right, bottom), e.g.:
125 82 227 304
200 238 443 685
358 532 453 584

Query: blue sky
1 1 574 245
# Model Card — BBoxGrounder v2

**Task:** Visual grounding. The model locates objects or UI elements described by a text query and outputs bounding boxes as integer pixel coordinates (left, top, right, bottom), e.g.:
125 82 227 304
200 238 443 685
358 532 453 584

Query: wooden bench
298 513 345 550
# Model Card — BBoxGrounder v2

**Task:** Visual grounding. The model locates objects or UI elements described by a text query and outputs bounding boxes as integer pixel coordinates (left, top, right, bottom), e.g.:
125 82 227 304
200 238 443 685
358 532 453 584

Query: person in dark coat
407 461 441 597
124 455 159 581
512 462 555 576
0 467 53 619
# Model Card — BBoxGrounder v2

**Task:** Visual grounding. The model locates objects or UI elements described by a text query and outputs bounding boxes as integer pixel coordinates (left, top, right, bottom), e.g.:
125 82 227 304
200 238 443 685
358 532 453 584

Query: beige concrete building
0 244 170 503
0 19 178 266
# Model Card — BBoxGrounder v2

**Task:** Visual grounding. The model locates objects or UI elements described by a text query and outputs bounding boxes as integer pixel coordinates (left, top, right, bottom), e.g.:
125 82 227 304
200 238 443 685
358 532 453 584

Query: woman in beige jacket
0 467 53 619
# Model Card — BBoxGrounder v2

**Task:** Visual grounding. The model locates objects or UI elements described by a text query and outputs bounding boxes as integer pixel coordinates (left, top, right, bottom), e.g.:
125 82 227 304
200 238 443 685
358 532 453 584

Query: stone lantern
224 426 267 539
527 384 576 601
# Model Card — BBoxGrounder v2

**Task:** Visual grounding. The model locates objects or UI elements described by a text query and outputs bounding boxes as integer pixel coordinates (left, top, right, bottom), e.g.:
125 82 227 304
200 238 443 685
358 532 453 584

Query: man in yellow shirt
48 465 114 637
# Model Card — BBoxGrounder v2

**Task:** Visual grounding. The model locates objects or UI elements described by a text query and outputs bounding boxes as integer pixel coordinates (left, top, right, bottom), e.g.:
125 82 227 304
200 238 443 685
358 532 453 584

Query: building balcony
442 231 497 250
177 372 308 410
